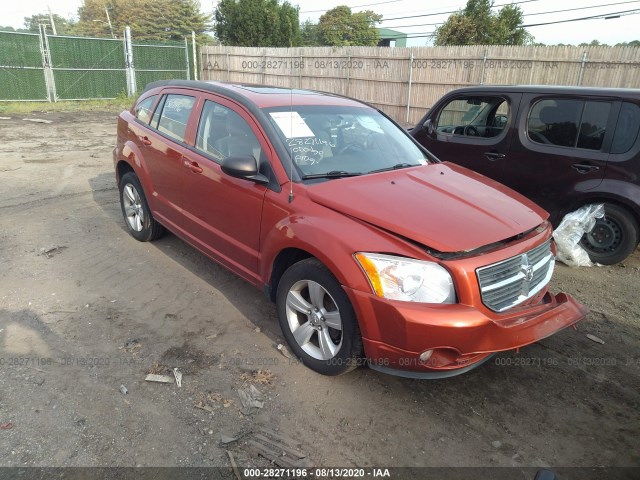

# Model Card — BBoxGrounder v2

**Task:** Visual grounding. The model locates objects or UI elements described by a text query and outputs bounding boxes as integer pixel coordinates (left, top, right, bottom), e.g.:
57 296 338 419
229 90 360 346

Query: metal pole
480 49 487 85
105 6 115 39
38 24 52 102
406 51 414 123
192 31 198 80
47 6 57 35
577 51 588 86
125 26 136 95
40 24 57 101
184 37 191 79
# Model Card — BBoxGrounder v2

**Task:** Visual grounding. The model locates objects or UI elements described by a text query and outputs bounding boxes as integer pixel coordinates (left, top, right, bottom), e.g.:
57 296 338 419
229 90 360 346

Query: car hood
305 162 548 253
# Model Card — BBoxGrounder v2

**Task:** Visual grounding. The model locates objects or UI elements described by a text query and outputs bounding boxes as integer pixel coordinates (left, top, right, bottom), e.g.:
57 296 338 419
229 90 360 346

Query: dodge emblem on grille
521 254 534 295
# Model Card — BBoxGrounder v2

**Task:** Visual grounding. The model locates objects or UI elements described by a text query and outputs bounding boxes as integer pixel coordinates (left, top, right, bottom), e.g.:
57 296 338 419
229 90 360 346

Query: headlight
354 253 456 303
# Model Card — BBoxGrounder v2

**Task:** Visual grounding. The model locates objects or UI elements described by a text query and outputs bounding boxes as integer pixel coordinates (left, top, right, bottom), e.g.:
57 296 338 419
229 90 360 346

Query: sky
2 0 640 46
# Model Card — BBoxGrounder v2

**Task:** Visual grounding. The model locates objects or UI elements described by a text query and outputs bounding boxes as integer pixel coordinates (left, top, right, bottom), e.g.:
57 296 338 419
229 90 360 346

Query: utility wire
300 0 405 14
380 0 640 30
522 8 640 27
378 9 640 39
302 0 542 24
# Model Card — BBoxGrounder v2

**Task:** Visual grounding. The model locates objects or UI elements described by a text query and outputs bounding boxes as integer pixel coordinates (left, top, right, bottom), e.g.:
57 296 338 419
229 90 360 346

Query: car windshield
263 105 431 179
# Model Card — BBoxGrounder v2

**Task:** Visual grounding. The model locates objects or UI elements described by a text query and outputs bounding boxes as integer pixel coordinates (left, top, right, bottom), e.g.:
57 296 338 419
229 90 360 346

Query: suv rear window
528 99 611 151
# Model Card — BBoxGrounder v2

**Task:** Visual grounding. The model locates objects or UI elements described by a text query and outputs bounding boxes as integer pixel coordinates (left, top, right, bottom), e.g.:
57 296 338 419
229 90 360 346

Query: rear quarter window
134 95 157 124
611 102 640 154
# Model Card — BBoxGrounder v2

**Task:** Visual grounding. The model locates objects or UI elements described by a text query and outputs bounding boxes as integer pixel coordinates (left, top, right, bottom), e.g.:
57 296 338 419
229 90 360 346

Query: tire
118 172 165 242
276 258 363 376
580 203 639 265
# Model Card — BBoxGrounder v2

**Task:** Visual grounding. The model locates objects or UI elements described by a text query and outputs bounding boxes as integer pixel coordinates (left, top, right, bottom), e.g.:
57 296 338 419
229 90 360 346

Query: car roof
448 85 640 98
142 79 369 109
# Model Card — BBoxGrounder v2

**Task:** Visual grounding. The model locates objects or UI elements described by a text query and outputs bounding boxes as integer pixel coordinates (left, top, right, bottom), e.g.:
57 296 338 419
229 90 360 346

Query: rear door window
156 94 196 143
528 98 612 151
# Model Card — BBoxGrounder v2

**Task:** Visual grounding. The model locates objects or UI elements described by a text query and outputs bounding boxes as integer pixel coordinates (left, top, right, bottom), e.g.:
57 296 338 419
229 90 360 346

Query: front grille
476 240 554 312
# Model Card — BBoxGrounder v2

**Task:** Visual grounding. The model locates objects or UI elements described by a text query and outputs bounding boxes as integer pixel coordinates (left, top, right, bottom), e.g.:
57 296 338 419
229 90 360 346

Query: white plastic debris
23 118 52 124
145 374 174 384
586 334 605 345
552 204 604 267
276 343 291 359
173 368 183 388
119 385 128 395
238 385 264 415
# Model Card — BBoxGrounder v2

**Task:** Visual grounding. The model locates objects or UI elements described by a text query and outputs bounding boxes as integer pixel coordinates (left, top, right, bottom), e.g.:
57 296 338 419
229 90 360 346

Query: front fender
259 193 429 296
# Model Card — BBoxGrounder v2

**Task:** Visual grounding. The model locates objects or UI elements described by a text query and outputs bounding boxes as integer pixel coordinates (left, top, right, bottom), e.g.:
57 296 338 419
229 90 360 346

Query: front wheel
276 258 363 376
580 203 638 265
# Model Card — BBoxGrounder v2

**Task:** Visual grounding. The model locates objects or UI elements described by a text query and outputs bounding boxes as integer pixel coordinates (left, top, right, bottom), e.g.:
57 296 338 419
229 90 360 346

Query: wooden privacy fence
200 45 640 124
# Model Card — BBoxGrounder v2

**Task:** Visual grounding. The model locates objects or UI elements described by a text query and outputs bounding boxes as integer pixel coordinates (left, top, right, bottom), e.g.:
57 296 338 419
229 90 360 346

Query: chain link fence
0 28 194 101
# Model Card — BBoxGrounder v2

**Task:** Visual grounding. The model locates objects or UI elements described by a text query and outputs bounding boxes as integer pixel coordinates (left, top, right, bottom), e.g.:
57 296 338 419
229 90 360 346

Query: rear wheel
118 172 164 242
276 258 363 376
580 203 638 265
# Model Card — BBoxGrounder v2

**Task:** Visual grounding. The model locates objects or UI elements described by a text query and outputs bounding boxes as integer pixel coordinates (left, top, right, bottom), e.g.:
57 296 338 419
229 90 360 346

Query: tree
23 13 77 35
434 0 532 46
316 6 381 46
214 0 301 47
75 0 211 42
616 40 640 47
300 19 320 46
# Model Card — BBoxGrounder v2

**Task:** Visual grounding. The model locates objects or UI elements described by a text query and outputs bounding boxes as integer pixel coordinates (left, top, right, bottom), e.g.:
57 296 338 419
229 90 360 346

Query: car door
412 92 522 185
506 94 617 222
179 96 270 284
138 91 198 229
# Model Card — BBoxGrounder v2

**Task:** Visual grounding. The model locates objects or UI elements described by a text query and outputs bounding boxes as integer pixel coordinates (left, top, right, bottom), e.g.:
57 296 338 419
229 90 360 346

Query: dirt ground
0 110 638 476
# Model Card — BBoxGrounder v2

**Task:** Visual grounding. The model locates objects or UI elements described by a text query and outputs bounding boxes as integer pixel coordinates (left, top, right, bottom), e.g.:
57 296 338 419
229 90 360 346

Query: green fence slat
53 70 127 99
0 68 47 100
0 31 42 68
132 44 187 70
48 36 125 69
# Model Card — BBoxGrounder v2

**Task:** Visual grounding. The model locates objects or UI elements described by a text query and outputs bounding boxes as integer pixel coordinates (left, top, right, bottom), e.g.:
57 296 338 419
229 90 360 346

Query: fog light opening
419 350 434 363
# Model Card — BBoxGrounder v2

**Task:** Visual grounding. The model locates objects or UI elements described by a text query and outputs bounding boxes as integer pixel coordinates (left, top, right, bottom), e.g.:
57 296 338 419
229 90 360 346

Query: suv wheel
276 258 363 375
119 172 165 242
581 203 638 265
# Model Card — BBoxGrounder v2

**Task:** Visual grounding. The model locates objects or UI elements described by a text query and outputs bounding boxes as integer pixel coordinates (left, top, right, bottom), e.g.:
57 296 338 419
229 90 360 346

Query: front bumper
346 287 588 376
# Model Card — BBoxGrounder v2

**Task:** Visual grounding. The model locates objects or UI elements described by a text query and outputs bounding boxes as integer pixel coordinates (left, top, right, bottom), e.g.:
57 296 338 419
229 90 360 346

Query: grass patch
0 98 132 116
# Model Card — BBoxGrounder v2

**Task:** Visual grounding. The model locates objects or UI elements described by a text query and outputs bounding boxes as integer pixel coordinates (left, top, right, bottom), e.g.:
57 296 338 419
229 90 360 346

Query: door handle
483 152 505 161
183 158 203 174
139 136 152 146
572 163 599 174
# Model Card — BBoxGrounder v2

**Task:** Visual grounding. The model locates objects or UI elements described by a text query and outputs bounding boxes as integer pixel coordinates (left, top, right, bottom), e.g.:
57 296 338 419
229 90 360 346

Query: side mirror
221 155 268 184
424 119 436 135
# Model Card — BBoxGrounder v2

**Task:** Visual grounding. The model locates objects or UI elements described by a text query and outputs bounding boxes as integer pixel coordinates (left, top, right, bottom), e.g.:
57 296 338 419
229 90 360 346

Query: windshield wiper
368 163 419 174
301 170 363 180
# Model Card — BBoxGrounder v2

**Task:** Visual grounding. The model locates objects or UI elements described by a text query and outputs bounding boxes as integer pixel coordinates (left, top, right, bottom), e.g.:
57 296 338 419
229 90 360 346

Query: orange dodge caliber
113 80 587 378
